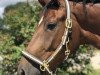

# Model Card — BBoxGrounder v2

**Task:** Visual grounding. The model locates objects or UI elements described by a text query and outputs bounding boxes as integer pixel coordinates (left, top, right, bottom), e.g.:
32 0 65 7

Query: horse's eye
47 23 57 30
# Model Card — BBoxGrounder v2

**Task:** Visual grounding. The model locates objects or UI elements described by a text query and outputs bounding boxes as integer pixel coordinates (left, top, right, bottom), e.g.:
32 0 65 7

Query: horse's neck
70 1 100 35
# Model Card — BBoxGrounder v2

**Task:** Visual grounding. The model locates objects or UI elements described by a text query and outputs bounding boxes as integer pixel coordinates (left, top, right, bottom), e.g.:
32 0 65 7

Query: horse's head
18 0 80 75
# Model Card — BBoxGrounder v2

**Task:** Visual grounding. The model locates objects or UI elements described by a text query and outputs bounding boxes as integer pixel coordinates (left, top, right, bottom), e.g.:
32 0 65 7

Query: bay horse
18 0 100 75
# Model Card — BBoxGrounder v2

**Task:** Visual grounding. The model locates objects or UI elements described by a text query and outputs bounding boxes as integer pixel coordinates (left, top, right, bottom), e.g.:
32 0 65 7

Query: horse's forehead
44 8 65 20
45 9 57 17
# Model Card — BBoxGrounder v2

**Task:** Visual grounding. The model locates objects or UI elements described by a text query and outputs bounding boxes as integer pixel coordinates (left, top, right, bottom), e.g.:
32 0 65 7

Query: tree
0 2 41 75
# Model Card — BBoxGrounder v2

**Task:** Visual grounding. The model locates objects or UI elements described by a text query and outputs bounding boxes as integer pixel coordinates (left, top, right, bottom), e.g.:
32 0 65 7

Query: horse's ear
38 0 50 7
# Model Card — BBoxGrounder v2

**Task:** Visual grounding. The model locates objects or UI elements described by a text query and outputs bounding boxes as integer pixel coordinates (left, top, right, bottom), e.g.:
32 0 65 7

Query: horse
18 0 100 75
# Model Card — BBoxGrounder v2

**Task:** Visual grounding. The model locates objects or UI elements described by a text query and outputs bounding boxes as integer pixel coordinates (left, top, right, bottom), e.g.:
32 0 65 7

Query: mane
73 0 100 4
46 1 60 9
46 0 100 9
45 0 100 15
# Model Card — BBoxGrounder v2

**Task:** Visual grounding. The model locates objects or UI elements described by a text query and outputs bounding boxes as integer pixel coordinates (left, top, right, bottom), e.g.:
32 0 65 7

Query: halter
21 0 72 75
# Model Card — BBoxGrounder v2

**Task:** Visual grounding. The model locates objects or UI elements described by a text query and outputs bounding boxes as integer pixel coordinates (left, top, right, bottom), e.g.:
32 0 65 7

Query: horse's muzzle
18 65 41 75
18 57 41 75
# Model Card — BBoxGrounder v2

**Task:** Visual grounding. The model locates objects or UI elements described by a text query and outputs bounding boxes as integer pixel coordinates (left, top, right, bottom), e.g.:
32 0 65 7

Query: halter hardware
40 60 49 71
65 19 72 56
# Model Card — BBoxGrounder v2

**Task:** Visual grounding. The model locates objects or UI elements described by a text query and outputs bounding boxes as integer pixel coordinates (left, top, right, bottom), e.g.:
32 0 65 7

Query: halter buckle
40 60 49 71
66 19 72 28
40 60 53 75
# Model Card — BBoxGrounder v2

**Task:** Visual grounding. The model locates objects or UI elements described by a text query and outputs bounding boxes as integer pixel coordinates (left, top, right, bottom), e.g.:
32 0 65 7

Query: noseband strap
21 0 72 75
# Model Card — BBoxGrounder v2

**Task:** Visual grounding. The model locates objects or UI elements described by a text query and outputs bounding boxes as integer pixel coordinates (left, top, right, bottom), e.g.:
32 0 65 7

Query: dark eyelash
47 23 57 30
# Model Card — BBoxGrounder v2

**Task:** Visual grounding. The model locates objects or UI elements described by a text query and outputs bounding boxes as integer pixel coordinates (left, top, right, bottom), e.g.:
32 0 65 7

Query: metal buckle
40 60 49 71
66 19 72 28
40 60 53 75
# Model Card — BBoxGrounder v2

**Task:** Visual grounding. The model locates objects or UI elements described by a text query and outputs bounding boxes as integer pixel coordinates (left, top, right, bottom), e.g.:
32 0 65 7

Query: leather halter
21 0 72 75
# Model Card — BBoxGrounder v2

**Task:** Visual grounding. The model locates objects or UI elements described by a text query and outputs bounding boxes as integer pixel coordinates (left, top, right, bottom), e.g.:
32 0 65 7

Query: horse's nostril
20 69 25 75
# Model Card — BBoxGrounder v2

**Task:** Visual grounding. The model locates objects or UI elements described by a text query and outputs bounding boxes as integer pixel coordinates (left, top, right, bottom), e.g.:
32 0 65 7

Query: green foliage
3 2 41 40
57 45 94 75
89 70 100 75
0 2 41 75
